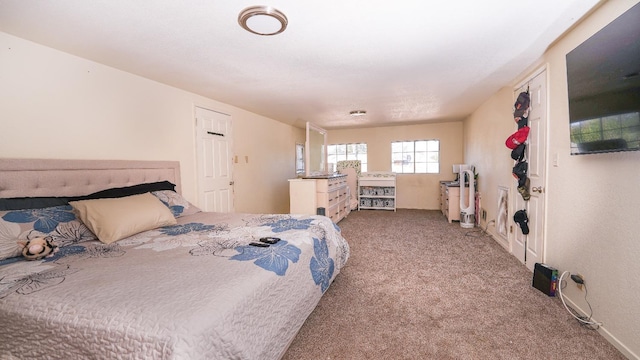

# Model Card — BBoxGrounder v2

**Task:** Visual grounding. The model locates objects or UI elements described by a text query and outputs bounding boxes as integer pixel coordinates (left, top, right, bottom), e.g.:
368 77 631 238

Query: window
391 140 439 173
327 143 368 172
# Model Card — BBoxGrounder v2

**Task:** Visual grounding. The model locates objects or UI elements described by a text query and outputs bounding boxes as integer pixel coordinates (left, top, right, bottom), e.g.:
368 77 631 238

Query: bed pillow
71 181 177 201
0 197 71 211
0 205 97 260
0 181 177 211
69 192 177 244
151 190 201 218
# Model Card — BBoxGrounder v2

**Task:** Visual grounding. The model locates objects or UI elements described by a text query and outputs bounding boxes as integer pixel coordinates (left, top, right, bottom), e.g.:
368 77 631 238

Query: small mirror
305 122 328 177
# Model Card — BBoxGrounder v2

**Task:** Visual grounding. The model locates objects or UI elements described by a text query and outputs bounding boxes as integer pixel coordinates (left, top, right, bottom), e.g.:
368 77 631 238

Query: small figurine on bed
17 237 58 260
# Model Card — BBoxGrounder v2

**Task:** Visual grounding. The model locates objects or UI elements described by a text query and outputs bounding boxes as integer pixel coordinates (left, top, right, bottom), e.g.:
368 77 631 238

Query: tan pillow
69 192 177 244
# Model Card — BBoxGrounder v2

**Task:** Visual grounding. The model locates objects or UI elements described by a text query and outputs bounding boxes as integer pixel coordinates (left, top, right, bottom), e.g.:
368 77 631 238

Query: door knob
229 181 235 186
531 186 544 193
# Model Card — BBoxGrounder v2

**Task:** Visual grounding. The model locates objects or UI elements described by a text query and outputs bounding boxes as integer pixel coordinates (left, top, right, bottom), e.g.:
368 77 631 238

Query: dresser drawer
316 176 347 192
327 203 340 221
317 189 340 206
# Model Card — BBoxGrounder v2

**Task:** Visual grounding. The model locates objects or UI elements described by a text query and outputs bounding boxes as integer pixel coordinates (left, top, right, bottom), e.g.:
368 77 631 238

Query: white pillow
69 192 177 244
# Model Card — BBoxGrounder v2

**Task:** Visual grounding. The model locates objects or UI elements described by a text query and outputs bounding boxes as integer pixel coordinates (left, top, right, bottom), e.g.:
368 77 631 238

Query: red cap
505 126 530 149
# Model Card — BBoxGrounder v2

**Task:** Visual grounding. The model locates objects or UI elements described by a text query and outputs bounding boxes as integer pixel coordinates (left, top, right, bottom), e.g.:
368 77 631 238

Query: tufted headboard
0 159 181 198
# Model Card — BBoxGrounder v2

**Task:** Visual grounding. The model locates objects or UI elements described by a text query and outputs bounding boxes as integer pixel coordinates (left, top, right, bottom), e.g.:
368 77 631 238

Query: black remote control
259 237 280 244
249 242 270 247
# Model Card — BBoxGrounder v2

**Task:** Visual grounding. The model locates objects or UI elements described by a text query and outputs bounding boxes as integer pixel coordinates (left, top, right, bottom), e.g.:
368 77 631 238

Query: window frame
327 143 368 172
391 139 440 174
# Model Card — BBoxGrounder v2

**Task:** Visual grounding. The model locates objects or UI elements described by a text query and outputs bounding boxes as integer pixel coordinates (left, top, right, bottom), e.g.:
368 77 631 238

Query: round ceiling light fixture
349 110 367 117
238 6 288 36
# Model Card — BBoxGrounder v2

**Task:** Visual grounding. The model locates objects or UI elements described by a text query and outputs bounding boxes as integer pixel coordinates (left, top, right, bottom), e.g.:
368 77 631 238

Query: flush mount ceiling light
349 110 367 117
238 6 288 36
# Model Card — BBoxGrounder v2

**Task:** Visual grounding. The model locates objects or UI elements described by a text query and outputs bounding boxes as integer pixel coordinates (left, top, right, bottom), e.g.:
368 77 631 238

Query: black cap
513 91 530 118
513 209 529 235
511 143 526 161
516 115 529 129
512 161 528 187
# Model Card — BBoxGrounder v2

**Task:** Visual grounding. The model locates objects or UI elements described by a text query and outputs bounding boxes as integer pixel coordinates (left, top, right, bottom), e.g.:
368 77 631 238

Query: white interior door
195 106 234 212
511 69 547 271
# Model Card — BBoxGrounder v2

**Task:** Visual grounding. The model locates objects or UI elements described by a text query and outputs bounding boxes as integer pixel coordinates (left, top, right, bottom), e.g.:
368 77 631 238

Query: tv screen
566 2 640 155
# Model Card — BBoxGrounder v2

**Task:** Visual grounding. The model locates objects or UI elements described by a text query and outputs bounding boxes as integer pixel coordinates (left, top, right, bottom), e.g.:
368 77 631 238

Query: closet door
512 68 547 271
195 106 234 212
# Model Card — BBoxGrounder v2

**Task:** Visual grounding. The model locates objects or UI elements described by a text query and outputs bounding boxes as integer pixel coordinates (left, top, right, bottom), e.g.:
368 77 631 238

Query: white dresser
440 181 470 223
289 174 350 223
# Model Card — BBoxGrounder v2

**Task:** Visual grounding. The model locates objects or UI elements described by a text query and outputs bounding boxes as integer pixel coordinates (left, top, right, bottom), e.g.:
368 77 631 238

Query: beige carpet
282 209 625 360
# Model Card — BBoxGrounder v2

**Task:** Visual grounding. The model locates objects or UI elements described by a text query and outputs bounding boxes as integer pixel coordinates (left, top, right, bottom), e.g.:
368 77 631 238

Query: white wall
464 1 640 357
328 122 464 210
463 86 515 245
543 1 640 357
233 113 304 213
0 32 300 214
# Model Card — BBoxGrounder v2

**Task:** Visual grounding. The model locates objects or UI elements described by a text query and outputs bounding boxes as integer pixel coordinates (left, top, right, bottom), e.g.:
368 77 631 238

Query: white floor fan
455 164 475 228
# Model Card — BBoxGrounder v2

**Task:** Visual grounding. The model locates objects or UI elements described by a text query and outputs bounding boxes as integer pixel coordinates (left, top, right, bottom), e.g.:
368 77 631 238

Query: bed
0 159 350 359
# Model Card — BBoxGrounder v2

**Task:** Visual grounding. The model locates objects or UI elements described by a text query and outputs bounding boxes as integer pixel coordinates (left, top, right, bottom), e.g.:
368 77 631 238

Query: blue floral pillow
151 190 201 218
0 205 97 260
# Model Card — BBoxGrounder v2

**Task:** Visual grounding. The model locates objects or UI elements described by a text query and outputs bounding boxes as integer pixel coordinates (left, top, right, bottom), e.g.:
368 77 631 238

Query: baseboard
484 224 509 250
563 296 638 360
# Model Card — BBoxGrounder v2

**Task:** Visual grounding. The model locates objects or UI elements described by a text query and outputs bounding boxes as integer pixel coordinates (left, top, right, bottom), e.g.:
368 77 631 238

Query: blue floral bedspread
0 212 350 360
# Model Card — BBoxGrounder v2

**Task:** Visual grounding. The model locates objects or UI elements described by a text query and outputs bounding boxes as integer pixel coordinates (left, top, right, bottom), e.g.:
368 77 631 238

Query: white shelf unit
358 172 396 211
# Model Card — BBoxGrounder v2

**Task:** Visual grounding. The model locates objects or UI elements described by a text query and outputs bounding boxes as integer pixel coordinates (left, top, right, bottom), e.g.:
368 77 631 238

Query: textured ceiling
0 0 601 129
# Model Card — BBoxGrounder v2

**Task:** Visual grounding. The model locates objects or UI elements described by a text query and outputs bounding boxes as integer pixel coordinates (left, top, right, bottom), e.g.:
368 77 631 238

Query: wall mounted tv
566 2 640 155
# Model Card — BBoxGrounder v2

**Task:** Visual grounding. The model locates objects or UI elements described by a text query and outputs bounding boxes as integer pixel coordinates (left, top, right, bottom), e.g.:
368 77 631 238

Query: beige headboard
0 159 181 198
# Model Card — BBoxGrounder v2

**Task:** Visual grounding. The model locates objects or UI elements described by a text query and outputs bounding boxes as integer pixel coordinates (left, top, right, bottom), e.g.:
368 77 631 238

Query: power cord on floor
463 221 600 330
464 219 495 238
558 271 602 330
